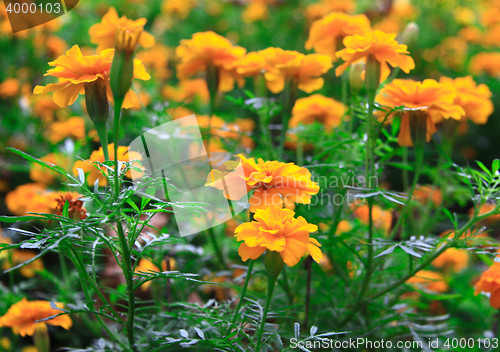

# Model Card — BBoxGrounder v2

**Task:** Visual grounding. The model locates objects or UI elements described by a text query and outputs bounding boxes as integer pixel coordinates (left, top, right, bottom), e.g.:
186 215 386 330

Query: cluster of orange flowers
207 153 323 267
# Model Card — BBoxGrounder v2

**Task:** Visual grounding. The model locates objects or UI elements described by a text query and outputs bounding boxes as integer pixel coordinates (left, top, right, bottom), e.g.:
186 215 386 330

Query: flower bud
265 250 284 280
110 27 142 102
34 323 50 352
365 54 381 97
349 61 365 94
400 22 419 48
84 78 109 123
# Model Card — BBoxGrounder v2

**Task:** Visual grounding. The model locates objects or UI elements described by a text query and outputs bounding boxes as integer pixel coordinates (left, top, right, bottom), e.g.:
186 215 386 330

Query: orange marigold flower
470 52 500 77
376 79 465 146
5 184 58 216
439 76 494 125
0 298 72 337
305 12 371 60
353 204 392 235
88 7 155 52
162 0 197 19
47 116 86 144
475 262 500 308
31 96 60 122
305 0 356 22
413 185 442 206
470 203 500 225
53 192 87 220
135 258 176 291
235 51 270 77
136 44 172 80
2 250 44 278
431 248 469 273
406 270 448 293
207 154 320 212
242 0 275 23
175 31 246 92
258 47 332 93
234 206 322 266
335 30 415 81
73 144 143 186
33 45 150 109
162 78 209 103
0 78 20 98
289 94 346 132
29 153 70 185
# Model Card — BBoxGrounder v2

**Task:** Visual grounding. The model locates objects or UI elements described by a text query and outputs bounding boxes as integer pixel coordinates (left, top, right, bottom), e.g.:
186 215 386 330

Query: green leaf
126 199 140 213
476 161 492 177
0 215 42 223
493 159 500 174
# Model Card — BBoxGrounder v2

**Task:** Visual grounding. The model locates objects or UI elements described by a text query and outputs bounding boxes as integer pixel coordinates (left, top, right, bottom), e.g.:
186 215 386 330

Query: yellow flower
136 44 172 80
73 144 143 186
0 78 20 98
242 0 275 23
431 248 469 273
373 0 417 34
305 12 371 60
88 7 155 52
439 76 494 125
135 258 160 291
47 116 86 144
5 184 58 216
376 79 465 146
30 95 60 122
134 258 176 291
53 192 87 221
352 204 392 235
475 262 500 308
162 0 197 19
335 30 415 81
234 205 322 266
175 31 246 92
305 0 356 22
33 45 150 109
289 94 346 132
406 270 448 293
259 47 332 93
235 51 270 77
29 153 70 185
207 154 319 212
413 185 442 206
2 250 44 278
0 298 72 337
180 114 253 148
162 78 209 103
470 52 500 77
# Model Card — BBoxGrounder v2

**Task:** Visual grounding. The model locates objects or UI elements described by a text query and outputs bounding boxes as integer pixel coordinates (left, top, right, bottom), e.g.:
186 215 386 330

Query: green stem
303 257 313 330
68 246 123 323
116 222 137 351
94 121 109 162
402 147 409 191
281 267 294 305
113 98 124 200
340 65 378 328
388 131 425 241
208 227 226 268
496 309 500 340
58 252 70 298
278 80 296 160
227 260 254 335
256 274 278 351
67 247 127 349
